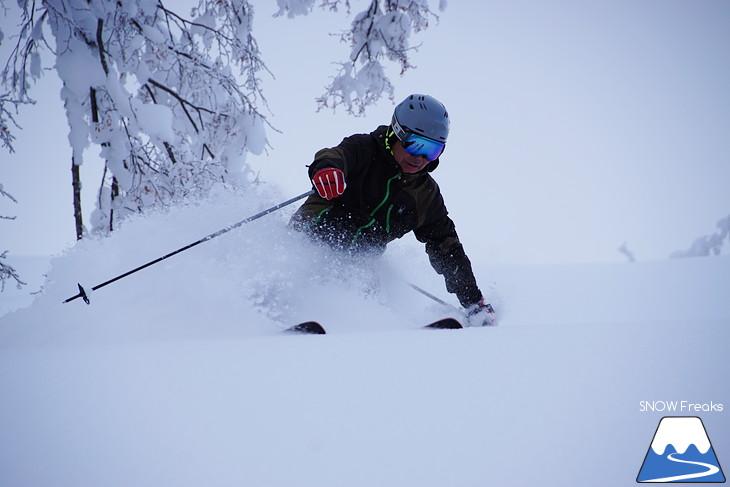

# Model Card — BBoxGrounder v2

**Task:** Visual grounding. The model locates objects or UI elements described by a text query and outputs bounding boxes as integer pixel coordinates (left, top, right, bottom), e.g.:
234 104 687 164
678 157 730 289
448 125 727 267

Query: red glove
312 167 346 200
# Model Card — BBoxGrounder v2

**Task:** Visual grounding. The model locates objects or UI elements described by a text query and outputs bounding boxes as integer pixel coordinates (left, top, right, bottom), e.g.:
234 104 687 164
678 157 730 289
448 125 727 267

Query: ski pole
405 281 467 317
63 189 314 304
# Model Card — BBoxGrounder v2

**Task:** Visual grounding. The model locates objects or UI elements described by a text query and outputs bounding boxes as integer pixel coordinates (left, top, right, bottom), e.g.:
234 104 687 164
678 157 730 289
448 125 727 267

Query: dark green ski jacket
290 125 482 308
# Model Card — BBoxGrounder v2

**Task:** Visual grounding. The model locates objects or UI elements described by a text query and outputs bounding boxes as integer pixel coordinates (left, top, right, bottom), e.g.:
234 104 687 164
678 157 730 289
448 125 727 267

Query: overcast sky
2 0 729 265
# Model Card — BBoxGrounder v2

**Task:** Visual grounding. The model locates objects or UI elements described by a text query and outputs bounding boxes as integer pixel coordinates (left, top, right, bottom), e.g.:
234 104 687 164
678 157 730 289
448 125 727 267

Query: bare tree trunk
109 176 119 232
71 156 83 240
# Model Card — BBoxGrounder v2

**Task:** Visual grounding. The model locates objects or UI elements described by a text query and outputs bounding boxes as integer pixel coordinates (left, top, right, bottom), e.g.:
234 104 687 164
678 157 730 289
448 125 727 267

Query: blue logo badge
637 416 725 483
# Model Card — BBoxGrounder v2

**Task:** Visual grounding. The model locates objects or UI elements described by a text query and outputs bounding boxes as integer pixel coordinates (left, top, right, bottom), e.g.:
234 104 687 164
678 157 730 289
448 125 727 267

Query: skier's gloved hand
465 298 496 327
312 167 346 200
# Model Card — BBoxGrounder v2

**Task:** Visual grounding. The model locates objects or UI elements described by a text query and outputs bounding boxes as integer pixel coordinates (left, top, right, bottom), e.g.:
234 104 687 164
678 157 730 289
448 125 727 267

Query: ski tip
424 318 463 330
285 321 327 335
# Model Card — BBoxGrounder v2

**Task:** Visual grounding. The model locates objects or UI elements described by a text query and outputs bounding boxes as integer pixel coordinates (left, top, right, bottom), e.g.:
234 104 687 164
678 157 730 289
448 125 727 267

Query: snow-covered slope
1 188 728 486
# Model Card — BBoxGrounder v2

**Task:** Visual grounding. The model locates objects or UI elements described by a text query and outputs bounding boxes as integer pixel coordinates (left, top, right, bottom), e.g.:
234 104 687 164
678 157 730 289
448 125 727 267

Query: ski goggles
400 132 445 161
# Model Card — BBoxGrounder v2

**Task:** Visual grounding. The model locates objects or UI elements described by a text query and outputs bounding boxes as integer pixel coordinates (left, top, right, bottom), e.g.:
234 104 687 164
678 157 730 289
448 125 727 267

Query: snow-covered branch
0 0 47 104
1 183 18 222
274 0 444 115
0 93 21 152
274 0 317 18
316 0 441 115
0 184 24 291
0 250 26 292
0 1 44 153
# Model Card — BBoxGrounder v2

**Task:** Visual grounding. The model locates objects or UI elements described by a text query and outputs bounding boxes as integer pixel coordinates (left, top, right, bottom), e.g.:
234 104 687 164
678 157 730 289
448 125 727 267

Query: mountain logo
637 416 726 483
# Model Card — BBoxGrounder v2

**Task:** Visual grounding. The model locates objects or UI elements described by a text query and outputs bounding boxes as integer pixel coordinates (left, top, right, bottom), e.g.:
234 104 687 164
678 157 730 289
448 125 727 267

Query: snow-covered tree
1 0 444 238
3 0 272 234
617 242 636 262
670 215 730 258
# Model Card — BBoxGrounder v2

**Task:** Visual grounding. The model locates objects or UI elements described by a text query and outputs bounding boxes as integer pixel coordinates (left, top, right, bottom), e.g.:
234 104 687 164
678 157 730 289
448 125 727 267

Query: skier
290 94 495 326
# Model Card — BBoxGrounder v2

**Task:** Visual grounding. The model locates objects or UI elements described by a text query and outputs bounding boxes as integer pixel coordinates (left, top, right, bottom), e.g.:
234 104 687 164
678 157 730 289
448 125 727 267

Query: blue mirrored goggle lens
402 133 445 161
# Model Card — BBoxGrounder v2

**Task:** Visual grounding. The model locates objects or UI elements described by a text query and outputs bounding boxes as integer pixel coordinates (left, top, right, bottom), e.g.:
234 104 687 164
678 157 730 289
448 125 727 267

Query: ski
424 317 463 329
284 321 327 335
284 317 464 335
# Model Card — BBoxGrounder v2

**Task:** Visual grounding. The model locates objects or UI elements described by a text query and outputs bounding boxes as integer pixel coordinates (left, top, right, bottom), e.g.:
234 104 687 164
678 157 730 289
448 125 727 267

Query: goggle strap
392 118 408 142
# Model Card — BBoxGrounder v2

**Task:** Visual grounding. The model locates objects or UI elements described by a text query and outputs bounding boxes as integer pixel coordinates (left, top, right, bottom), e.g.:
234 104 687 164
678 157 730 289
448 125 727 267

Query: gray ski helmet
391 94 449 143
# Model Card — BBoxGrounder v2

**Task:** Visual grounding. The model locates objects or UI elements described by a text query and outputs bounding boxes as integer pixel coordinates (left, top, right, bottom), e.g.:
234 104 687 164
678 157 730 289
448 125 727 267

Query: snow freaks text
639 401 724 413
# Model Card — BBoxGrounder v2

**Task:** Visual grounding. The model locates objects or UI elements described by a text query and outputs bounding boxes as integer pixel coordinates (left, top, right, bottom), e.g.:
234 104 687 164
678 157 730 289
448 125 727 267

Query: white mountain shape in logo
651 417 712 455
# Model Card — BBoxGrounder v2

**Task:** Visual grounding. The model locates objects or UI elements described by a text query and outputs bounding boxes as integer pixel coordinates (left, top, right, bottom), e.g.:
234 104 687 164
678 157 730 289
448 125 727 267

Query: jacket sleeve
307 133 370 179
308 147 346 178
415 214 483 308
